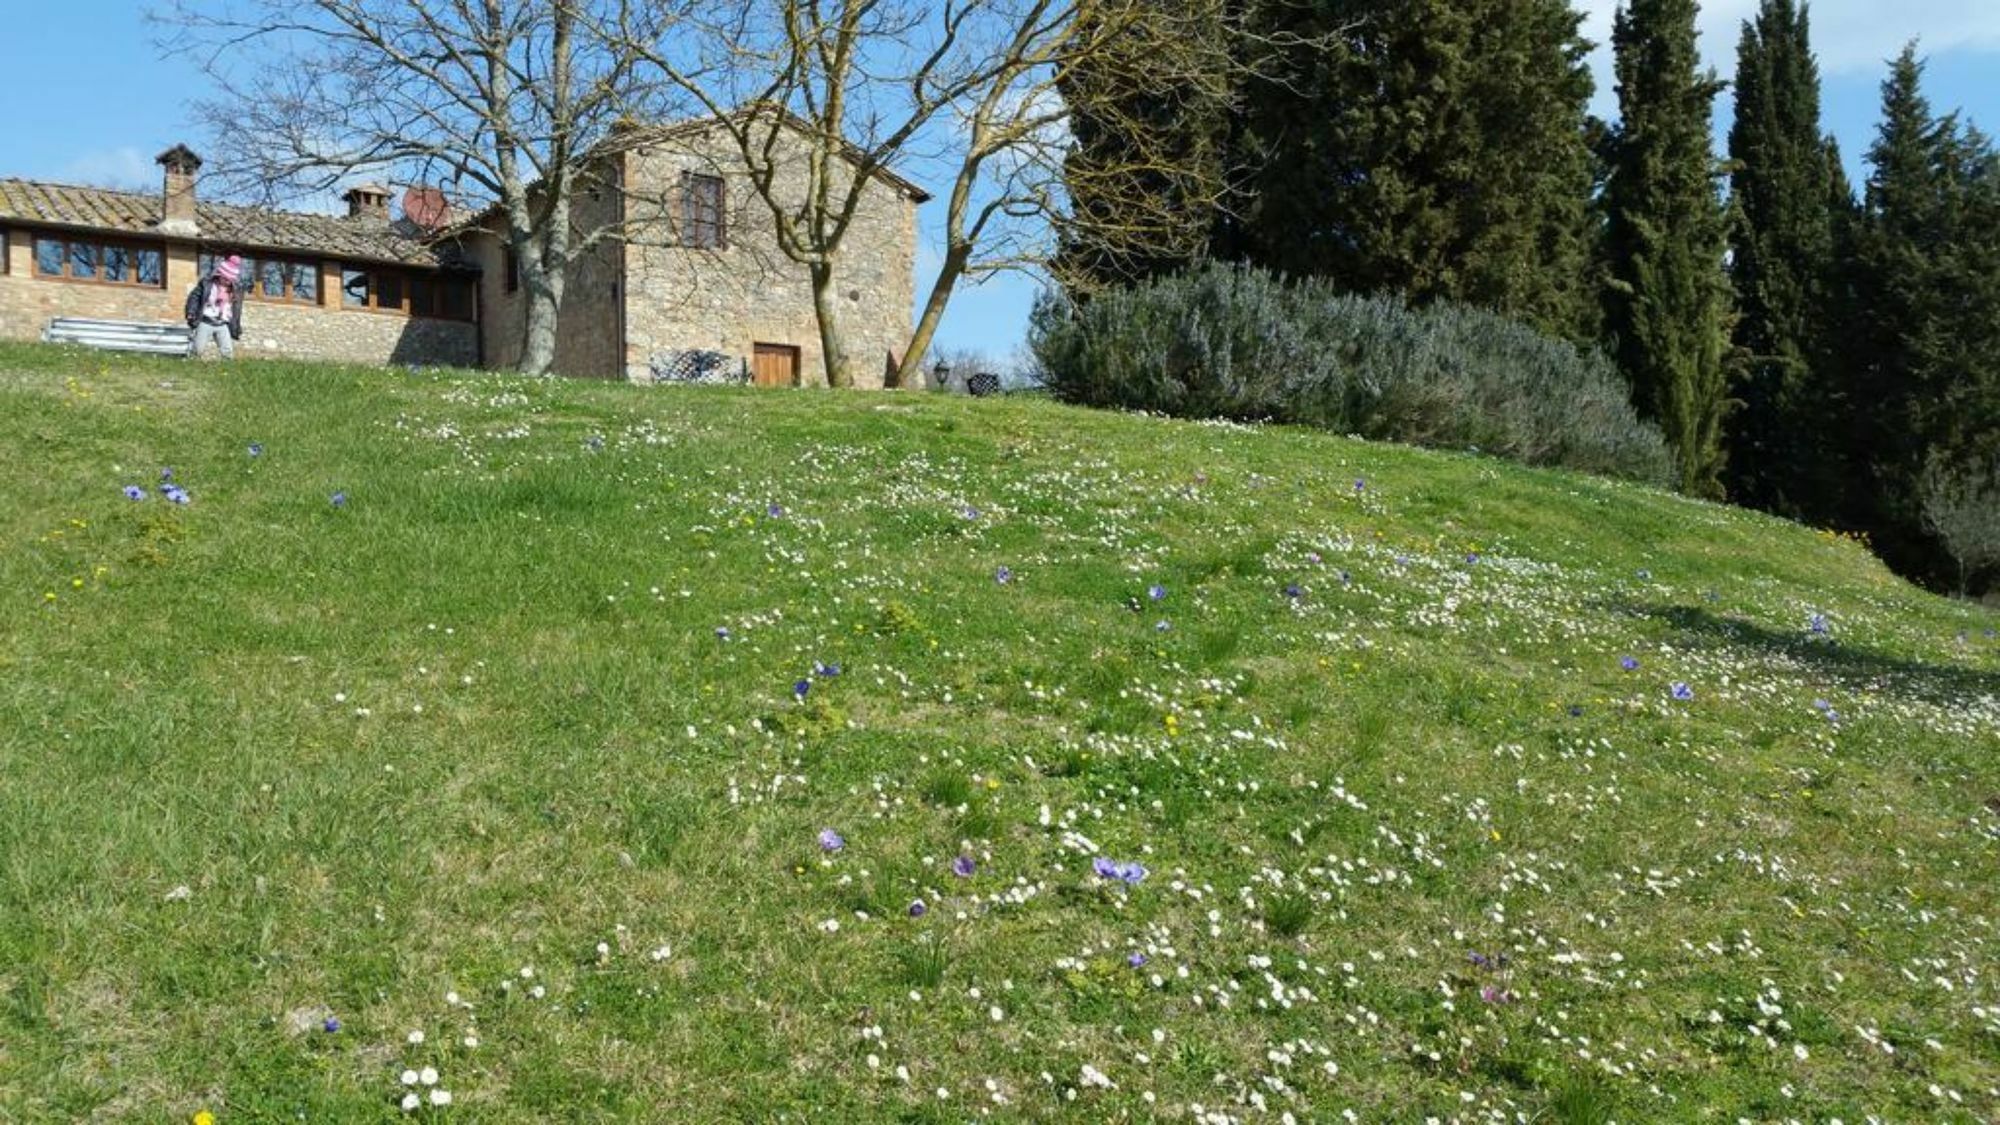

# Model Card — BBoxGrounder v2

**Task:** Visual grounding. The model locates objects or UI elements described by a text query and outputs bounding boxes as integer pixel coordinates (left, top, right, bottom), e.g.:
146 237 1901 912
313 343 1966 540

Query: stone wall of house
0 227 474 367
469 231 522 370
470 175 625 378
619 128 919 388
558 177 625 378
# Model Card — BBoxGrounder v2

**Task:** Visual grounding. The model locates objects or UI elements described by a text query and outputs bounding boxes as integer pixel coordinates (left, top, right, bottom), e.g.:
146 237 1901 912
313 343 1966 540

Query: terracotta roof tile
0 178 467 268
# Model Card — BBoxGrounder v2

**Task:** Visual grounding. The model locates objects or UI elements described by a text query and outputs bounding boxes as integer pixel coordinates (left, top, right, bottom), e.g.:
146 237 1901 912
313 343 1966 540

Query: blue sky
14 1 1999 363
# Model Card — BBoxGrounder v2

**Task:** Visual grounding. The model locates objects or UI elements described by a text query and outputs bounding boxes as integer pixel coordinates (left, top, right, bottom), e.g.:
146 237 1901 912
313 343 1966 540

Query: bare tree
610 0 1241 388
155 0 672 375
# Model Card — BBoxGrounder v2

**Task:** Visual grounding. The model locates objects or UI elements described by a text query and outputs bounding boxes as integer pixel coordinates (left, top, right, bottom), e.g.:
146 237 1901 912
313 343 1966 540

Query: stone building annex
0 120 926 387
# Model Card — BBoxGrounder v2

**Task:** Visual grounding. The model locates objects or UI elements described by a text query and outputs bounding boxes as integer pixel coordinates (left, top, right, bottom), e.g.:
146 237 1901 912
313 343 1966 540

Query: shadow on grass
1619 602 2000 707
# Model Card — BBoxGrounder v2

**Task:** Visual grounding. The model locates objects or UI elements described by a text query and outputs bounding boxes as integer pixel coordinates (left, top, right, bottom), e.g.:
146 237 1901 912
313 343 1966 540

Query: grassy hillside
1 342 1995 1123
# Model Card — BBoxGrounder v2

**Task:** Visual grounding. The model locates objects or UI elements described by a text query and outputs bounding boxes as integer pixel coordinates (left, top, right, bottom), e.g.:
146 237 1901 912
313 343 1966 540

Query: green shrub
1030 264 1674 485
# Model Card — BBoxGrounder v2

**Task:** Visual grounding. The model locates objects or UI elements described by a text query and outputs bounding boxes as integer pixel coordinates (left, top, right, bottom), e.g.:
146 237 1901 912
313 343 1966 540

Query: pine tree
1235 0 1599 341
1723 0 1840 518
1602 0 1733 497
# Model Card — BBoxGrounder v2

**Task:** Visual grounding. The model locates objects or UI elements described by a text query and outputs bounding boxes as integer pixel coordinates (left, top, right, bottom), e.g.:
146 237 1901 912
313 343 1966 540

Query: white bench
44 317 191 357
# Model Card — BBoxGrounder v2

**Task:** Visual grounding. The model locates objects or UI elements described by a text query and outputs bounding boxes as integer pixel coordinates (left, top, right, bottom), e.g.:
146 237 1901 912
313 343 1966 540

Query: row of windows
14 236 477 321
34 235 165 288
198 252 320 305
341 266 476 321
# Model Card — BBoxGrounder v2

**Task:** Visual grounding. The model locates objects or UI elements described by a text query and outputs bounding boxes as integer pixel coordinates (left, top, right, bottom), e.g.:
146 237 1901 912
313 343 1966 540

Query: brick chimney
156 144 202 234
344 184 391 221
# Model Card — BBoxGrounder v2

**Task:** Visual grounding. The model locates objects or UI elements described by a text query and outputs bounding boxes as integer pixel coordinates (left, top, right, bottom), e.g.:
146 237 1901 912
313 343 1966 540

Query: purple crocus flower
1354 478 1367 492
818 828 844 852
1620 656 1640 672
1283 583 1304 600
995 566 1013 584
952 855 976 878
247 443 263 457
1670 682 1695 702
1567 704 1584 718
163 486 190 505
1094 857 1147 885
330 491 348 508
1305 552 1322 565
715 626 731 640
1636 568 1652 580
908 899 927 918
1808 613 1830 636
1127 952 1148 968
160 467 174 482
1468 951 1490 968
792 679 812 701
767 503 785 518
1154 620 1172 633
122 485 145 501
323 1016 340 1033
813 661 842 678
961 505 981 520
1466 552 1481 565
1147 584 1167 601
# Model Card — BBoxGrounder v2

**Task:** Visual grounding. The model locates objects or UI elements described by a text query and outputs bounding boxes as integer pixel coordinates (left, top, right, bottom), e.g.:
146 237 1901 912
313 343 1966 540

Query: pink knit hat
216 255 242 283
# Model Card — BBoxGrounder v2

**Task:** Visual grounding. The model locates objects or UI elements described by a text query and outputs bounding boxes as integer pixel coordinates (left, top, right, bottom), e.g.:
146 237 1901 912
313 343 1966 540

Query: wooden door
752 343 800 387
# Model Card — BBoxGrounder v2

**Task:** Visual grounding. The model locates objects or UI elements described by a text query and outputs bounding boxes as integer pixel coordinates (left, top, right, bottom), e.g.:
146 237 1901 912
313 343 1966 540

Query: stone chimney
344 184 391 221
156 144 202 235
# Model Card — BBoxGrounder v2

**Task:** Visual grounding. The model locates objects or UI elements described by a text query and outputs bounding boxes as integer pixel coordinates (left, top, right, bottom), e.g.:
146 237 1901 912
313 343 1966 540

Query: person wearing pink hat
184 253 245 359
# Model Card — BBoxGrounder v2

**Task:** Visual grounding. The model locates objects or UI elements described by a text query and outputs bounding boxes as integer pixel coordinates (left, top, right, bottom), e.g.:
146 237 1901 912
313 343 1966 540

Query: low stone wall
236 302 477 368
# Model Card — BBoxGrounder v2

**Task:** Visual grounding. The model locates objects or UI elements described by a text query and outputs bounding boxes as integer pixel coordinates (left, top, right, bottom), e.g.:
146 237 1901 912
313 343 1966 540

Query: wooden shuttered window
681 171 726 250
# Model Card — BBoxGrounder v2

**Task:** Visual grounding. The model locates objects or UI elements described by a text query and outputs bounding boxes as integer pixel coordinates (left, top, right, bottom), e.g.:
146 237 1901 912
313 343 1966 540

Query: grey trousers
189 321 235 359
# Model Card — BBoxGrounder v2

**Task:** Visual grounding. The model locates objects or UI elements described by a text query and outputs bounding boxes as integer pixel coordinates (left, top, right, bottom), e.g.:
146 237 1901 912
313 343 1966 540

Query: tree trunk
810 264 853 388
521 273 563 376
513 194 572 377
898 246 970 390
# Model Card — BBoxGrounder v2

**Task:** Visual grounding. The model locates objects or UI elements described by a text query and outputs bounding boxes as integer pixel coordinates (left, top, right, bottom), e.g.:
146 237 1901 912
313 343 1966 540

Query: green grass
1 341 1997 1122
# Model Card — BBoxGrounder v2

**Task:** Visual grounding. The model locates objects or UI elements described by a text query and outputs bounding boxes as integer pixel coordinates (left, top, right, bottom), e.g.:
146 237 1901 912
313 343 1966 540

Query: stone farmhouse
0 118 925 387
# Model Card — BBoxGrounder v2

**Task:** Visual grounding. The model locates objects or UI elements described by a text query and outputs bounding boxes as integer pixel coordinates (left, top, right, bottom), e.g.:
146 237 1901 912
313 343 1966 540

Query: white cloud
1577 0 2000 113
58 146 154 191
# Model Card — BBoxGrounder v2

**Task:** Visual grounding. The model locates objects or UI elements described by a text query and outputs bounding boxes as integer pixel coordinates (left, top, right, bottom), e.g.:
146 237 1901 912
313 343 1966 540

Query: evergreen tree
1602 0 1733 497
1810 134 1864 510
1052 0 1235 292
1847 47 1949 566
1847 45 2000 585
1234 0 1600 340
1723 0 1839 518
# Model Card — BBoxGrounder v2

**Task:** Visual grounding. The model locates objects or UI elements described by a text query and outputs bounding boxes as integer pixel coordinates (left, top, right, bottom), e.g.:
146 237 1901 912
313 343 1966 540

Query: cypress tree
1847 47 1946 564
1052 0 1234 292
1602 0 1733 497
1846 46 2000 583
1235 0 1599 340
1723 0 1839 518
